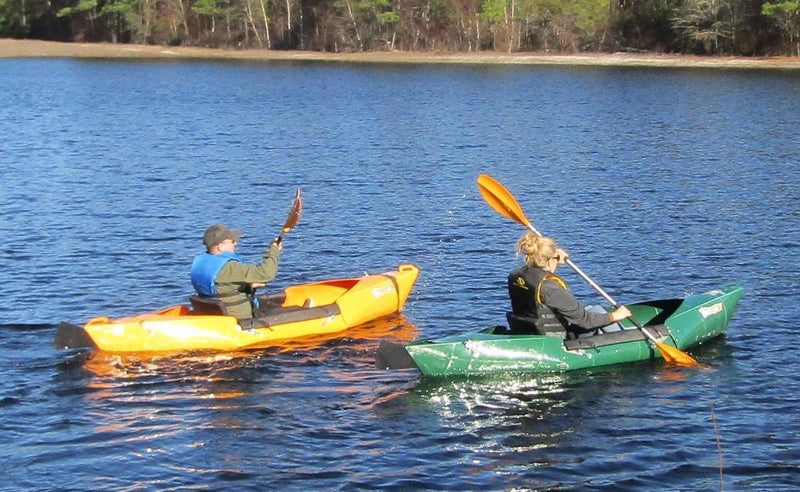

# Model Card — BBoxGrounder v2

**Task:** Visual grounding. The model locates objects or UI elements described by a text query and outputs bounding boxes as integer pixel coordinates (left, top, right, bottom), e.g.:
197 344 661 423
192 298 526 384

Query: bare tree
672 0 734 54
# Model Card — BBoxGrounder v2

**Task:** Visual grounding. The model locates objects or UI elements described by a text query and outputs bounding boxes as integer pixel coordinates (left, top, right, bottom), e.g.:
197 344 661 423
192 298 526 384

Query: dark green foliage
762 1 800 55
1 0 797 56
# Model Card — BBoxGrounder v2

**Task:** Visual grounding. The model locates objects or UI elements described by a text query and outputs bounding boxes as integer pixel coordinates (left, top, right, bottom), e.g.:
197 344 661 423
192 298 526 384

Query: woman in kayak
190 223 282 319
507 232 630 338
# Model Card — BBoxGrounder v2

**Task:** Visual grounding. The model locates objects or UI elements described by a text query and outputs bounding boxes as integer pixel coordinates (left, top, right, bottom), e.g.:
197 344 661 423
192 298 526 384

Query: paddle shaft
523 222 661 344
275 225 290 246
276 224 291 245
524 222 616 303
477 173 695 363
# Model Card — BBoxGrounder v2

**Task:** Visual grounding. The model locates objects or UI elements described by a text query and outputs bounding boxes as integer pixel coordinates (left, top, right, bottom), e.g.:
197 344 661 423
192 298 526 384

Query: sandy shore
2 38 800 69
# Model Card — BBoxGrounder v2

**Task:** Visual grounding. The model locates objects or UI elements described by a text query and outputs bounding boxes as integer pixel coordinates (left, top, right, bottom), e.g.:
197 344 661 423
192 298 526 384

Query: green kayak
377 284 743 376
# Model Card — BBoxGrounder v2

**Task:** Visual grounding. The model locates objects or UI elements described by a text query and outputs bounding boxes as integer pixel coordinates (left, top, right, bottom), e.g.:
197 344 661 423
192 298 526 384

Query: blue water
1 59 799 489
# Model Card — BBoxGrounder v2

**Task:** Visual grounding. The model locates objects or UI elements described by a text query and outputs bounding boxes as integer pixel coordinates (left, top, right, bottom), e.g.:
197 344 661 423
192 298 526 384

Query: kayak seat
189 296 229 316
506 312 567 338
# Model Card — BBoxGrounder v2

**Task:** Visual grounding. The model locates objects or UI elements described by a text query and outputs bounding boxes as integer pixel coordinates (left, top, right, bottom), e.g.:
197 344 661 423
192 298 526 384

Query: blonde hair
515 232 559 268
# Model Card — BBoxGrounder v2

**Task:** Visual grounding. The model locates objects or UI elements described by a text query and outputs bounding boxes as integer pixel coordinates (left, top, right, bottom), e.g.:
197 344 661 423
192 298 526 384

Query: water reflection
40 315 421 488
382 360 715 470
3 60 796 489
71 314 418 379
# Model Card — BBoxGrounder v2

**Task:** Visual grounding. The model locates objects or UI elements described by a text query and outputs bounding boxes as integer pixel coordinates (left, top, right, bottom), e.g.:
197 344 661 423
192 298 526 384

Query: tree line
1 0 799 56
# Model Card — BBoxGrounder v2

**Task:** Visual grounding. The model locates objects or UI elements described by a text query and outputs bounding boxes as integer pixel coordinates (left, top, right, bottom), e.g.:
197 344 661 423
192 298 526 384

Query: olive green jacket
215 243 280 319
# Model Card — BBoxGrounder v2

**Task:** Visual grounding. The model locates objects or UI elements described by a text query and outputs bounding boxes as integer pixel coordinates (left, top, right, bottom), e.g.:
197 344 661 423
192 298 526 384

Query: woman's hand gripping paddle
476 173 698 367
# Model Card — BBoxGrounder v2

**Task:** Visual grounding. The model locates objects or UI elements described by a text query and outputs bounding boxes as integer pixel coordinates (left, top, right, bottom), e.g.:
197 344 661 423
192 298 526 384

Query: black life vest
507 266 568 336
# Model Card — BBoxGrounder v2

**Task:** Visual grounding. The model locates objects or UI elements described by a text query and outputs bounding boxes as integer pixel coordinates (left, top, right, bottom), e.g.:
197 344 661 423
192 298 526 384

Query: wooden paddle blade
656 341 698 367
476 173 532 228
282 188 302 233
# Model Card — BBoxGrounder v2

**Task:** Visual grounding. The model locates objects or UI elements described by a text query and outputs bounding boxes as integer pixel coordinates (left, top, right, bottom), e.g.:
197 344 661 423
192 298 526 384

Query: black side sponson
564 325 672 351
238 304 342 330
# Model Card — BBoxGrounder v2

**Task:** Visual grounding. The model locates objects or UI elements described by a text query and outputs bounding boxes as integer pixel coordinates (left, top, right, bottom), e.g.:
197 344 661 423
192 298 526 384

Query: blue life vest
190 252 242 296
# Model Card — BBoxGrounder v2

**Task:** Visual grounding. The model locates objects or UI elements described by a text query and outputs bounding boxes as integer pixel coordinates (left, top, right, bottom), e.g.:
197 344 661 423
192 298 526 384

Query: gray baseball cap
203 224 242 249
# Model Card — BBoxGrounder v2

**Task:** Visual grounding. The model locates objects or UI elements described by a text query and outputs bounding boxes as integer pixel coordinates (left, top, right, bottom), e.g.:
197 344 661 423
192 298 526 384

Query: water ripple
1 59 799 489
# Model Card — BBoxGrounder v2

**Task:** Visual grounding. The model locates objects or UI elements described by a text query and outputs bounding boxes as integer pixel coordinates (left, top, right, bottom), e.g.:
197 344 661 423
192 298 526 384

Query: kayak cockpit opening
628 298 684 326
500 298 685 339
189 291 308 318
188 292 342 331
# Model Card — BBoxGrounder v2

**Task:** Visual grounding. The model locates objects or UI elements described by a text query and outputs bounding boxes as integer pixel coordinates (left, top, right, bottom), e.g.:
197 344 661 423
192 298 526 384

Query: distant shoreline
3 39 800 69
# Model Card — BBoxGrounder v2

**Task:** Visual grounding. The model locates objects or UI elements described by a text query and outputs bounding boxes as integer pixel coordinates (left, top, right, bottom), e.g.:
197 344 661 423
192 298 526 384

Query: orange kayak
55 264 419 353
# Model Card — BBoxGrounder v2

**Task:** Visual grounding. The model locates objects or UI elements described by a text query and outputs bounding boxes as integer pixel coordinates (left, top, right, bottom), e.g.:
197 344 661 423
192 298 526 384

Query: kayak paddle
276 187 302 245
476 173 698 367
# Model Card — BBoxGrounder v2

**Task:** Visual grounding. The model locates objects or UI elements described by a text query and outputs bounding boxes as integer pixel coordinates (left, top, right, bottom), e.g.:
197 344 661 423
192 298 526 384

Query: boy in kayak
190 223 281 319
507 232 630 338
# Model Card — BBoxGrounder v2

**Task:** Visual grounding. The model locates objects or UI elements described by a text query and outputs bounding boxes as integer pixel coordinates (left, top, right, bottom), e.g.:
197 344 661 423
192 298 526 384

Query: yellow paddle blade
476 174 532 228
656 341 698 367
